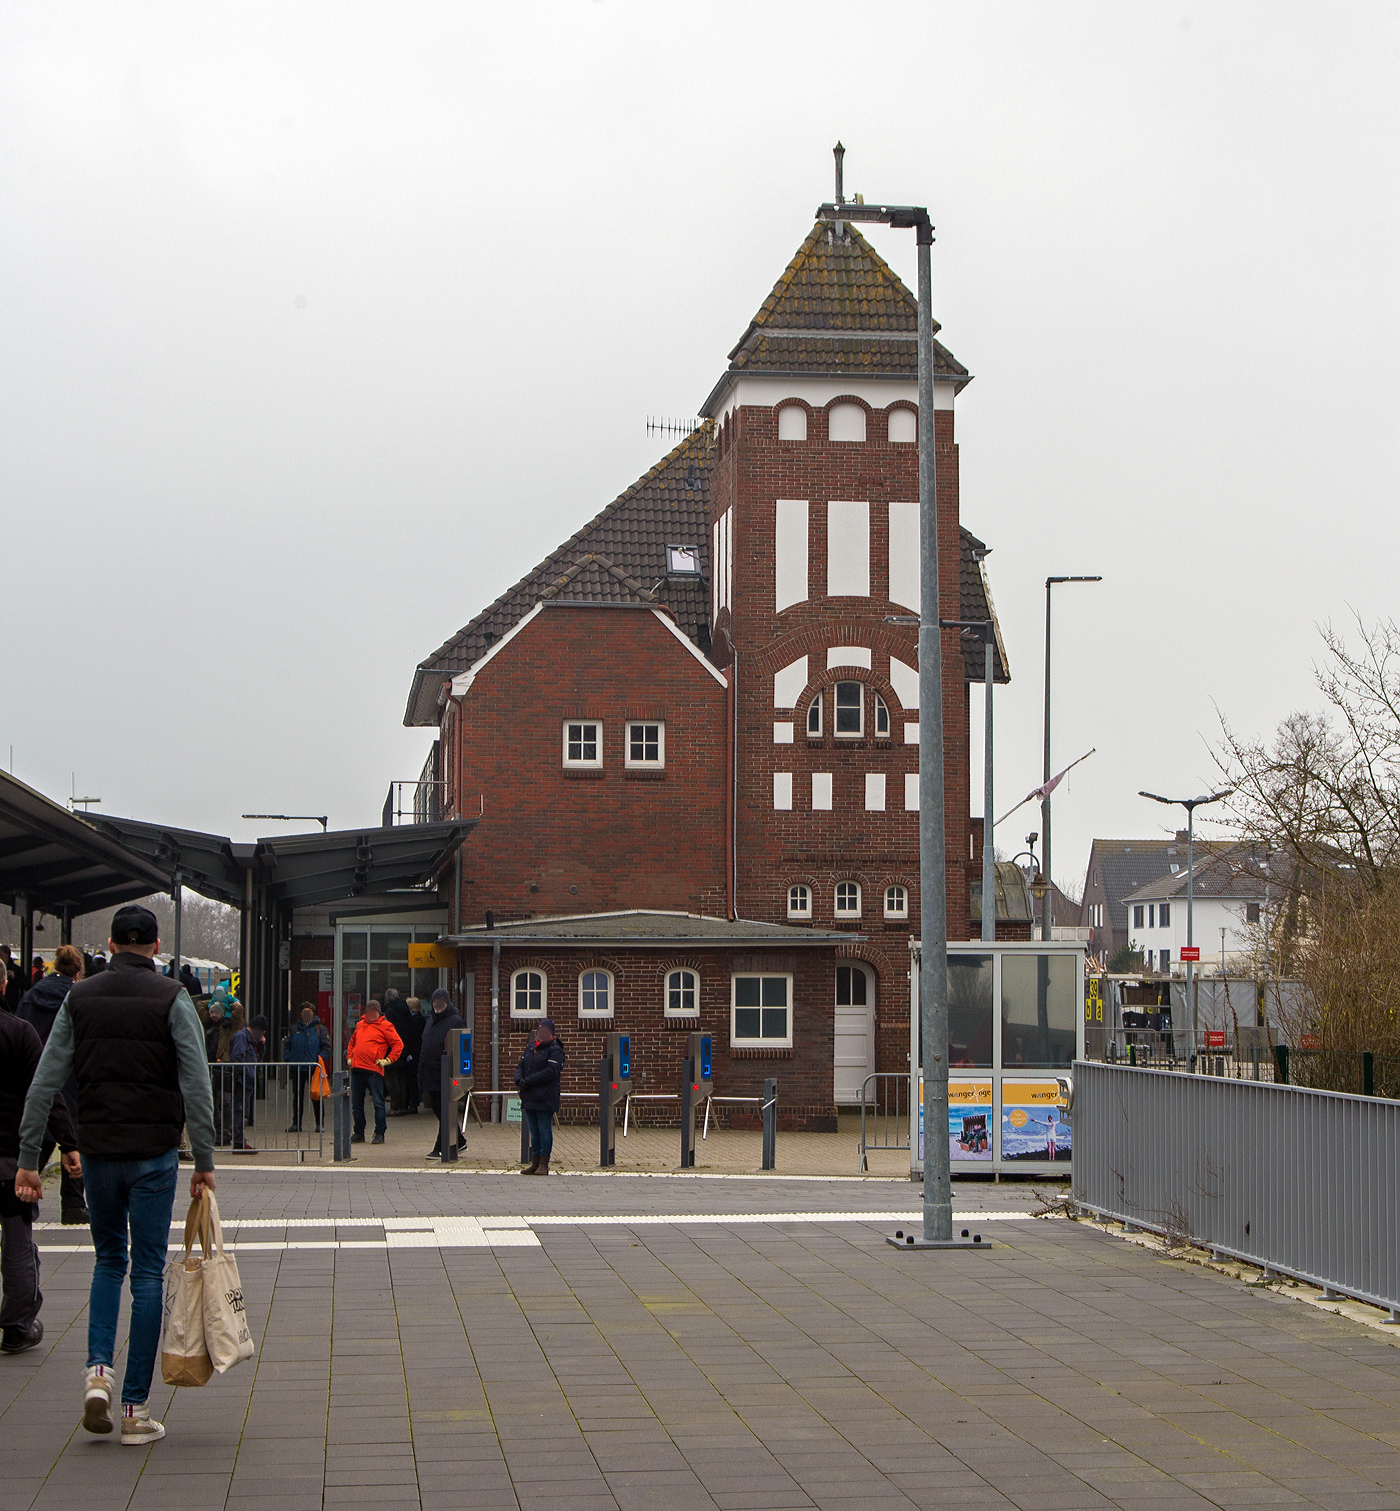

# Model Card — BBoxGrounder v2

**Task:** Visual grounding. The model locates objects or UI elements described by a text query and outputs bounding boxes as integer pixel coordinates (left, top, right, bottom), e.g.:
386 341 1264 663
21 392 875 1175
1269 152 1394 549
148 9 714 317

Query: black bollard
762 1077 778 1170
440 1052 457 1162
680 1057 695 1168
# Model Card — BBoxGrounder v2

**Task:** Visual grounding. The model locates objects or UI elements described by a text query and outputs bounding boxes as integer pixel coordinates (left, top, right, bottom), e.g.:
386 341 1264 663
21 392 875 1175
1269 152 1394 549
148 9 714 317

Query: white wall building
1124 850 1266 975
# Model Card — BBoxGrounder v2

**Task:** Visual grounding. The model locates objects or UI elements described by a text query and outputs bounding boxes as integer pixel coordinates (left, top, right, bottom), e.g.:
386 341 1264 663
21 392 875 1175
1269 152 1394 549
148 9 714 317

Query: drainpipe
490 926 501 1123
729 647 738 920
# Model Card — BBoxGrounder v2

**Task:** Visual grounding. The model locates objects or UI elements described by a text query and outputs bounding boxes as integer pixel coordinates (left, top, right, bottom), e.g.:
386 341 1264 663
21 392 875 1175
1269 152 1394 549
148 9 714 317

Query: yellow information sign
407 943 457 969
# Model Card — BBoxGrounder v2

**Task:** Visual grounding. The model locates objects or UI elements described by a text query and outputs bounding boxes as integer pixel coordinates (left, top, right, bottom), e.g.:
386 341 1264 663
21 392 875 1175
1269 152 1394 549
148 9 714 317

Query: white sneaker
120 1402 165 1446
83 1365 114 1434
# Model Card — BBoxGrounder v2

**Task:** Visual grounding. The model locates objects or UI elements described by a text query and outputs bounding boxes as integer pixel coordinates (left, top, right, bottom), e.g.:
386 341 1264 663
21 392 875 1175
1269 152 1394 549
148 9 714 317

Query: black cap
111 904 159 946
431 987 451 1004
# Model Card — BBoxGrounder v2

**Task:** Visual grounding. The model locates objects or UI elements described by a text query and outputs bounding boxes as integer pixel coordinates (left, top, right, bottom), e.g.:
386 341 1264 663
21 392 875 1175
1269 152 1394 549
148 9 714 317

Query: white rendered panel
812 773 833 811
827 501 869 598
777 405 808 440
888 501 920 612
773 722 794 744
826 646 872 669
865 774 886 811
773 656 809 709
774 773 793 810
889 656 919 711
828 403 866 442
774 499 809 612
904 722 919 745
888 408 917 444
905 773 920 810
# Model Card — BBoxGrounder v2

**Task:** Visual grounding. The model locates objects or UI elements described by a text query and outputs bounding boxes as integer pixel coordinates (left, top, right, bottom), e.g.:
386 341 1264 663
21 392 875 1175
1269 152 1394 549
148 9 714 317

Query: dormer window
666 544 701 576
834 682 863 737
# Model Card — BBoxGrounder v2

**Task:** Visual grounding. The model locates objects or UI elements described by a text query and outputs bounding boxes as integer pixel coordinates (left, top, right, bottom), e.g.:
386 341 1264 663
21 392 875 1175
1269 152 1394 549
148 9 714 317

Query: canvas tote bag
199 1190 255 1372
160 1195 215 1386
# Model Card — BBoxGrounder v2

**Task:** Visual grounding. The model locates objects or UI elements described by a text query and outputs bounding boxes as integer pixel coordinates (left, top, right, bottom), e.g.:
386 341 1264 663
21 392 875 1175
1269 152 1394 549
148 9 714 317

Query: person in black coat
16 946 87 1223
1 1006 79 1353
382 990 417 1115
418 989 463 1159
514 1019 566 1176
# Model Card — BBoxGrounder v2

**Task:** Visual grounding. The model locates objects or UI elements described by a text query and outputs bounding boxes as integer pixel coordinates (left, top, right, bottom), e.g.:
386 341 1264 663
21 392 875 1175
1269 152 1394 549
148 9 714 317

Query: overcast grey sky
2 2 1396 897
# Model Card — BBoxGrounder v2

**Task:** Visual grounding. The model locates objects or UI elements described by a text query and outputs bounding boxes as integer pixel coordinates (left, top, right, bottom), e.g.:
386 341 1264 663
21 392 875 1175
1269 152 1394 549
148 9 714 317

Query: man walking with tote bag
16 905 216 1446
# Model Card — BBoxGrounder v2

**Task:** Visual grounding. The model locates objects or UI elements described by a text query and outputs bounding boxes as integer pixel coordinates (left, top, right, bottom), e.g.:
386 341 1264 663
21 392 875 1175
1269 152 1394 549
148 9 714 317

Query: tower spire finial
833 141 845 204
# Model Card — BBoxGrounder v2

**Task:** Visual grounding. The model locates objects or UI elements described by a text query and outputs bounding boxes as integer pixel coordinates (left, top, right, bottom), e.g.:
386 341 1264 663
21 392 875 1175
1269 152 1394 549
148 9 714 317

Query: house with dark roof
1080 837 1188 964
401 181 1009 1127
1124 848 1267 974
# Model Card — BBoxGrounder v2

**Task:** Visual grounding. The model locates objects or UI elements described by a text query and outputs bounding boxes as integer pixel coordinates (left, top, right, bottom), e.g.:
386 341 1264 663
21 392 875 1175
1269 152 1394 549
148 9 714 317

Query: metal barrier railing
1073 1061 1400 1324
209 1063 324 1162
622 1092 682 1136
858 1072 910 1172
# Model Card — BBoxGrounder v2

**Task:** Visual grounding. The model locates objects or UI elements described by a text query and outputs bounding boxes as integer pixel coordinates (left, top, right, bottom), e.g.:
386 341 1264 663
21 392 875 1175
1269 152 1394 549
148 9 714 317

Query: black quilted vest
67 953 185 1160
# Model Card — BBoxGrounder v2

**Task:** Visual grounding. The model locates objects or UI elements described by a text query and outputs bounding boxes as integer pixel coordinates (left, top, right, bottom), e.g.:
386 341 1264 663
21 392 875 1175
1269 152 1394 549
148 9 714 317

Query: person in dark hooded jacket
17 946 87 1223
382 990 417 1114
513 1019 566 1176
418 989 462 1159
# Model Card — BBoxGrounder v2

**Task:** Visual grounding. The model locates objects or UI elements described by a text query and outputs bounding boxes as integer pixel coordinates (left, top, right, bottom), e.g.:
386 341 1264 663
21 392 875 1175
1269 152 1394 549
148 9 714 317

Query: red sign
1180 946 1201 962
1205 1030 1227 1049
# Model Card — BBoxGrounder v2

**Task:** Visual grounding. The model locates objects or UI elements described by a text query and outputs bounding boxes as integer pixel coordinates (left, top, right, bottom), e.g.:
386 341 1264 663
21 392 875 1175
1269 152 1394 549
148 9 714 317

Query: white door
834 963 875 1104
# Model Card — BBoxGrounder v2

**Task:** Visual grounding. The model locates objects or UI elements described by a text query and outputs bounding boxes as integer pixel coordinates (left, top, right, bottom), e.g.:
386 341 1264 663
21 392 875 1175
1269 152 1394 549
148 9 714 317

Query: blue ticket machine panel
459 1031 473 1078
605 1031 631 1089
688 1032 713 1095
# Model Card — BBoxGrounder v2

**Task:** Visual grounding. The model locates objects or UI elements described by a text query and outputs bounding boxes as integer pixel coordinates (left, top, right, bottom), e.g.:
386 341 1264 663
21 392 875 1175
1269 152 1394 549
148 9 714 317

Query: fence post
762 1078 778 1170
1274 1043 1290 1084
1363 1051 1375 1097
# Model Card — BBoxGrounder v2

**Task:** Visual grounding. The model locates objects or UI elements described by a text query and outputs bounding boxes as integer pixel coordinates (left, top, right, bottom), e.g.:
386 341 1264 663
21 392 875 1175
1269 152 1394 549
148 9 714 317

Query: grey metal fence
858 1072 910 1172
1073 1061 1400 1322
209 1063 324 1160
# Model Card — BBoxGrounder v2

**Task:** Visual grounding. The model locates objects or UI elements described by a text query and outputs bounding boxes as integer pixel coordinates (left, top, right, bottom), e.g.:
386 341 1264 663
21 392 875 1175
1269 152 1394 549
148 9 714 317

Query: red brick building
403 217 1008 1127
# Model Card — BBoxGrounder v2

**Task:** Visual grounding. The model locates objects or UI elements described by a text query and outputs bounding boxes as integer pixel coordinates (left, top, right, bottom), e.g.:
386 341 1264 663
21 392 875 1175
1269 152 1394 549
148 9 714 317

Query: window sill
562 768 605 780
664 1015 701 1027
729 1046 794 1059
623 769 666 781
578 1015 615 1025
833 917 863 928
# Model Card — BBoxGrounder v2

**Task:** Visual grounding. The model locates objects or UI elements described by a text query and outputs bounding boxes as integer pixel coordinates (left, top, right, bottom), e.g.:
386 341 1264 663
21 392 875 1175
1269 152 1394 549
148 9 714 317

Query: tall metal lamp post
1041 576 1101 941
817 181 969 1249
1138 788 1233 1051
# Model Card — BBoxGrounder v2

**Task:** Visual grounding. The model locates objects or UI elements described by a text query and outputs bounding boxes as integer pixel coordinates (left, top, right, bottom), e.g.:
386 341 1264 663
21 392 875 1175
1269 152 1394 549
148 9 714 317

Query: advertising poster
948 1079 993 1162
917 1076 924 1162
1001 1080 1072 1163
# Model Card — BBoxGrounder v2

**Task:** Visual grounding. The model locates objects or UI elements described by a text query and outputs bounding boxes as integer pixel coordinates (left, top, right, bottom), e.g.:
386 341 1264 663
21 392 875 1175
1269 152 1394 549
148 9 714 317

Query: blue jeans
524 1107 554 1161
83 1150 179 1405
350 1069 386 1137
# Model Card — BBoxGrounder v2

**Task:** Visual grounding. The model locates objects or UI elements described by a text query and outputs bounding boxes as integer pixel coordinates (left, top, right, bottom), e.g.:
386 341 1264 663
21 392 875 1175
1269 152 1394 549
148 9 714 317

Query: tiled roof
1085 840 1186 934
959 529 1009 684
1124 848 1268 904
404 428 713 725
703 222 969 412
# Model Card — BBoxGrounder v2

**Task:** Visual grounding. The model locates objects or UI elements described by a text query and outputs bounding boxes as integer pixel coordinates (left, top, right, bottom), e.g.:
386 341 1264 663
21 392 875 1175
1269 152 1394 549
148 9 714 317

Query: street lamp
1138 787 1232 1053
1042 576 1101 943
818 175 964 1249
242 813 329 832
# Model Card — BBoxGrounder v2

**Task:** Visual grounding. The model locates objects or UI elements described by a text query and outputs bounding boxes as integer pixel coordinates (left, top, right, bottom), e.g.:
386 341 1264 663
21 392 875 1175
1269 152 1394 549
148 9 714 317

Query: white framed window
563 721 602 768
625 721 665 768
731 973 792 1047
873 691 890 738
579 969 614 1018
884 885 908 919
807 694 823 737
787 884 811 919
835 881 862 918
834 681 863 737
665 969 698 1017
511 969 546 1018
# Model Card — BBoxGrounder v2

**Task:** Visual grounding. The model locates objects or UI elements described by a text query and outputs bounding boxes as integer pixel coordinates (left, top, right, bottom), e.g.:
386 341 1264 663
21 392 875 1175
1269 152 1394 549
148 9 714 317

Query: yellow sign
1002 1079 1066 1106
1008 1108 1028 1129
949 1080 992 1106
407 943 457 969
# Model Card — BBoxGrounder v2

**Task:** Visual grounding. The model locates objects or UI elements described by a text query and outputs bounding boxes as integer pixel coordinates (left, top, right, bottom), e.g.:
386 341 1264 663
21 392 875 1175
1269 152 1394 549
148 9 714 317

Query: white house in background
1123 848 1267 974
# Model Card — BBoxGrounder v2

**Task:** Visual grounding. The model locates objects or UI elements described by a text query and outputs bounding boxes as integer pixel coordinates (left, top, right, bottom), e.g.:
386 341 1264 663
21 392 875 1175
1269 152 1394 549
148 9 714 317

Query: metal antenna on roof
833 141 846 239
646 416 701 439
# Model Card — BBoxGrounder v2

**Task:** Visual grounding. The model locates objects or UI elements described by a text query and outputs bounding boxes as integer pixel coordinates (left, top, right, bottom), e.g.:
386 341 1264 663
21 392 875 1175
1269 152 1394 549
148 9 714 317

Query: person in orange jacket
346 1000 402 1145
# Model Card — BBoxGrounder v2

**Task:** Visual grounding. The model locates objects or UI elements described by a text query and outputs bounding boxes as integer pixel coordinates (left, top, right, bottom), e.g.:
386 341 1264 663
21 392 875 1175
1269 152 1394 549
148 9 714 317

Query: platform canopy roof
444 910 863 947
91 815 474 912
0 771 173 918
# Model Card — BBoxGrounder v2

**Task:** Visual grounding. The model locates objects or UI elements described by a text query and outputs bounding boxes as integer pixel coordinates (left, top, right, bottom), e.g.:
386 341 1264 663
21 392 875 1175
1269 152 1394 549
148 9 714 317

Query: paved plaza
4 1166 1400 1511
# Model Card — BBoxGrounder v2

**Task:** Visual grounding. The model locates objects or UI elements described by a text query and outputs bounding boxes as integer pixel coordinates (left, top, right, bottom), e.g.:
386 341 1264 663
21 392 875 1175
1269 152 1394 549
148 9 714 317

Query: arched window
836 963 869 1006
788 884 811 919
884 884 908 919
873 691 890 737
807 694 823 737
828 402 866 443
579 970 613 1017
835 681 863 737
511 970 545 1017
777 405 808 441
835 881 862 918
665 969 698 1017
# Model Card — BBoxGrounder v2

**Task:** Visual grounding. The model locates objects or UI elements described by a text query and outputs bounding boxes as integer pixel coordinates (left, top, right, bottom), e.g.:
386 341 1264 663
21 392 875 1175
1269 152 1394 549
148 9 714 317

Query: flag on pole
995 749 1096 828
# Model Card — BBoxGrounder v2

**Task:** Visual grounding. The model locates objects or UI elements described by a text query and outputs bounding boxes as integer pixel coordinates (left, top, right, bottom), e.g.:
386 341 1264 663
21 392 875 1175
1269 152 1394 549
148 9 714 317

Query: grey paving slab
6 1167 1400 1510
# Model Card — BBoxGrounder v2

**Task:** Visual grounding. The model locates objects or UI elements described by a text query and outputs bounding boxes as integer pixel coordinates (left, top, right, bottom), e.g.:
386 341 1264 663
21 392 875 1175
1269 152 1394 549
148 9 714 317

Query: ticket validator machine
439 1027 473 1164
679 1031 712 1168
599 1030 631 1167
